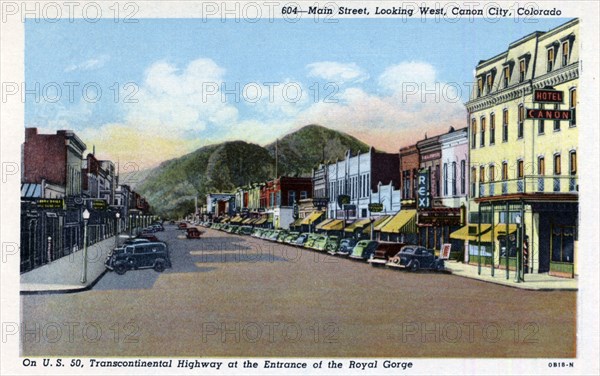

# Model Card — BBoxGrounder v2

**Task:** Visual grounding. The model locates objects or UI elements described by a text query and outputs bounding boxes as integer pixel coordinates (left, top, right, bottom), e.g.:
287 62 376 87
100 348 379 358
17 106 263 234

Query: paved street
21 225 576 358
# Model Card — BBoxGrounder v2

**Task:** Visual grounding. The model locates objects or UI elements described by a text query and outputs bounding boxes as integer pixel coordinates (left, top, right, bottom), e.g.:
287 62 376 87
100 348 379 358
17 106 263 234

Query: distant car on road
386 245 445 272
186 227 203 239
105 242 171 275
178 222 188 229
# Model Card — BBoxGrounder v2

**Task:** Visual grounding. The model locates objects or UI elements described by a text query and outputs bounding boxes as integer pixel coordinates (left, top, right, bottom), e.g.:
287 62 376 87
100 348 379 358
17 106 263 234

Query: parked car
239 226 253 235
106 242 171 275
334 238 357 256
368 242 406 267
178 222 188 229
123 238 151 246
268 230 281 241
304 234 320 249
284 232 300 244
294 233 310 247
387 245 445 272
136 233 159 242
251 228 264 238
186 227 203 239
312 235 329 251
349 240 379 261
276 231 289 243
324 236 340 253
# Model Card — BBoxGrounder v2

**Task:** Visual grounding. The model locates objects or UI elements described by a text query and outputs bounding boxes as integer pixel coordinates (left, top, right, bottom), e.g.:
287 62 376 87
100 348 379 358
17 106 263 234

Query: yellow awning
315 218 334 230
254 216 267 225
230 215 243 223
364 216 391 233
301 211 323 225
380 210 417 234
450 224 492 241
242 218 253 224
290 218 303 227
344 218 371 233
322 219 344 231
479 224 518 243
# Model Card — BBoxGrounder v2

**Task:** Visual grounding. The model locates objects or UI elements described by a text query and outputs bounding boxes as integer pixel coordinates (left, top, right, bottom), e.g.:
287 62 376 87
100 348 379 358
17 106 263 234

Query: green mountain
136 124 369 218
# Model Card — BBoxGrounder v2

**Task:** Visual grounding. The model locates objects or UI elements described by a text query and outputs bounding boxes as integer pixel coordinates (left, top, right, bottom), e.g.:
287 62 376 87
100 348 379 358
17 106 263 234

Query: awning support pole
477 204 482 275
505 201 510 280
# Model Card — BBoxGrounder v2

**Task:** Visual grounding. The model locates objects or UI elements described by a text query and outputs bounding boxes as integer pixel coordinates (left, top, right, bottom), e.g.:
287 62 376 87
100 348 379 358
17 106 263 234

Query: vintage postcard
1 0 599 375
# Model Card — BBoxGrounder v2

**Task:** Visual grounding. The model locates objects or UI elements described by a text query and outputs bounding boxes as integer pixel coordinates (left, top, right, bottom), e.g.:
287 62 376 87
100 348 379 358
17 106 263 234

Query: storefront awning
254 216 267 225
479 224 518 243
301 211 323 225
344 218 371 233
230 215 243 223
364 216 391 233
450 224 492 241
380 210 417 234
315 218 335 230
242 218 253 224
290 218 303 227
322 219 344 231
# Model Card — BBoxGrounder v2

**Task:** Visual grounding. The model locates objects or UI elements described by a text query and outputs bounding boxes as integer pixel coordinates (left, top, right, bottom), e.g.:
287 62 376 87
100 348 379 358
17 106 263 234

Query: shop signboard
368 203 384 212
417 169 431 209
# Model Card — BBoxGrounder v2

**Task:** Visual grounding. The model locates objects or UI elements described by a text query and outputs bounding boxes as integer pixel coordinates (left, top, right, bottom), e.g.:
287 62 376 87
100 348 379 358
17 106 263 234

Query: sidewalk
20 235 118 294
444 260 578 291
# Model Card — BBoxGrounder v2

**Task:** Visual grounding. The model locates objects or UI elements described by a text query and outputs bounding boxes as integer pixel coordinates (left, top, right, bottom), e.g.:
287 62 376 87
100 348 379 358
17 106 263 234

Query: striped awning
322 219 344 231
380 210 417 234
21 183 42 198
450 224 492 241
230 215 244 223
315 218 335 230
254 216 267 225
301 211 323 225
344 218 371 233
290 218 303 227
364 215 391 233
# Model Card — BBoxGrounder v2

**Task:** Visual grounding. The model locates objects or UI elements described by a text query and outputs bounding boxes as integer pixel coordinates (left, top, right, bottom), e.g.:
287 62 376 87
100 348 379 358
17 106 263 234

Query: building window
300 190 308 200
434 165 440 198
547 47 554 72
518 104 524 139
460 160 466 195
552 104 561 132
471 118 477 149
443 163 448 196
519 59 526 82
452 161 457 196
470 167 477 197
562 40 570 66
538 156 545 175
480 116 486 147
489 165 496 182
288 191 296 205
569 88 577 127
551 225 575 263
477 77 483 97
503 65 511 88
490 113 496 145
569 151 577 175
486 73 493 93
517 160 524 178
502 162 508 180
554 154 562 175
479 166 485 183
502 109 509 142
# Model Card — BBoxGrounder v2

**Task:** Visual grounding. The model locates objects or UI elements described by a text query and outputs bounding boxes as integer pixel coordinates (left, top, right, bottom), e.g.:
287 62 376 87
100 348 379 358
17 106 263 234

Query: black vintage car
386 245 444 272
106 242 171 275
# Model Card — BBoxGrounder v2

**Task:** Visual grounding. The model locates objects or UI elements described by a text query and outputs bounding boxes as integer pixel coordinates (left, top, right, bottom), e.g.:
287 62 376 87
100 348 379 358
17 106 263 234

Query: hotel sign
526 108 572 120
533 89 563 104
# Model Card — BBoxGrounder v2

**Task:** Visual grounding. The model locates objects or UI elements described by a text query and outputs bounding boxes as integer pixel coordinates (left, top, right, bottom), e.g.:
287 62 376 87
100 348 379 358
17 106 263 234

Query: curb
20 269 109 296
445 270 579 291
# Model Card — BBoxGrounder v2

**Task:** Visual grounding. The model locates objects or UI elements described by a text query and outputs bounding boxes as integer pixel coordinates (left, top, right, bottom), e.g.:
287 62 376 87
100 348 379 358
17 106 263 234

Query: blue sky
25 17 568 167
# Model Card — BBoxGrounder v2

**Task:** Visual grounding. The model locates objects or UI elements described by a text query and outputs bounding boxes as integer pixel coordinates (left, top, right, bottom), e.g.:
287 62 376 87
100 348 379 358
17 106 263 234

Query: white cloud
64 55 110 72
306 61 369 84
378 61 437 94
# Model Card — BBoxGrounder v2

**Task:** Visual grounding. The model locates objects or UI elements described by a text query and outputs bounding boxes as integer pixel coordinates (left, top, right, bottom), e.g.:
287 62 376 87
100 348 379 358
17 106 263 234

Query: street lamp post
81 209 90 284
515 214 522 283
115 212 120 250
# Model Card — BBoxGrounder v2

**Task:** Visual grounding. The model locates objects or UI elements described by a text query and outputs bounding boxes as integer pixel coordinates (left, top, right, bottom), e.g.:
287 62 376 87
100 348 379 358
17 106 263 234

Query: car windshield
402 247 416 254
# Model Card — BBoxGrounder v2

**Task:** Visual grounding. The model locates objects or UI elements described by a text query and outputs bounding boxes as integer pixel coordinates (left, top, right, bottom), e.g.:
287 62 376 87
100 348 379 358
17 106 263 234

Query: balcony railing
477 175 578 198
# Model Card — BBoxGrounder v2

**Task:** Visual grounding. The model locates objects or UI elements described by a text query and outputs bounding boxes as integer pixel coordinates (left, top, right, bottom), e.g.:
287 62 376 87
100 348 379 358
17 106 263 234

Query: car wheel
410 260 420 272
435 262 444 272
114 263 127 275
154 260 166 272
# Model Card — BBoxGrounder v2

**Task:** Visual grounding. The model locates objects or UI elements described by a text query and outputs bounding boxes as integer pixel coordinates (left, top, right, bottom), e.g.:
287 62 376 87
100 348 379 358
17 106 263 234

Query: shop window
502 109 509 142
551 225 575 263
480 116 486 147
518 104 524 139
